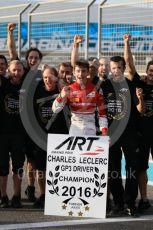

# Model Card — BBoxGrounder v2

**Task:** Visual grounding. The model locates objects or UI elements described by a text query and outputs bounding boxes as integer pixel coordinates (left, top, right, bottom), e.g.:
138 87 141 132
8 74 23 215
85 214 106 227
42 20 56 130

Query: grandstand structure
0 0 153 72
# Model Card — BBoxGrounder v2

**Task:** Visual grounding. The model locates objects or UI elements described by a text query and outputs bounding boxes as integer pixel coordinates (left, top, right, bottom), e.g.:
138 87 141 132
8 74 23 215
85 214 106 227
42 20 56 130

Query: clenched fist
8 23 16 32
73 35 83 45
123 34 132 42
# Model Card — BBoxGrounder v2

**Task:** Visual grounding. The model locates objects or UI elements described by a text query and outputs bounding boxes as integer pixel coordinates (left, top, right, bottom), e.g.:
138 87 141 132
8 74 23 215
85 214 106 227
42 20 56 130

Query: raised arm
7 23 18 60
123 34 136 80
71 35 83 68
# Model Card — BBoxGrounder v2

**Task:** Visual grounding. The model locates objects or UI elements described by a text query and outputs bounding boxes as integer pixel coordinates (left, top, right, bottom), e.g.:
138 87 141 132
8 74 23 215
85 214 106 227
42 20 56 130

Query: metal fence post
28 4 39 49
98 0 107 59
85 0 96 59
18 4 31 59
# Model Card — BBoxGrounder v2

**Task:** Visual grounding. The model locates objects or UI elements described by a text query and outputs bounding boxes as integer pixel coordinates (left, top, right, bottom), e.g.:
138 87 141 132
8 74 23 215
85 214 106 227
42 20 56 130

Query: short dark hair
110 56 126 70
58 62 72 69
25 47 43 60
0 55 8 65
88 57 98 62
43 66 58 77
146 60 153 72
74 59 89 71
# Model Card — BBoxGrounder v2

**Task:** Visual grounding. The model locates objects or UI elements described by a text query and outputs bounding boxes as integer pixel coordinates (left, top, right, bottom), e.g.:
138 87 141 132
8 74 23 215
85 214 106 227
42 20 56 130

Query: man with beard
58 62 74 90
71 35 110 84
0 60 25 208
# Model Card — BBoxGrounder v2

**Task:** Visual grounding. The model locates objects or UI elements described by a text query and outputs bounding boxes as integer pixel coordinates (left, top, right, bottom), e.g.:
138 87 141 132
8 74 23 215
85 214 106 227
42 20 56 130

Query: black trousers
109 129 141 208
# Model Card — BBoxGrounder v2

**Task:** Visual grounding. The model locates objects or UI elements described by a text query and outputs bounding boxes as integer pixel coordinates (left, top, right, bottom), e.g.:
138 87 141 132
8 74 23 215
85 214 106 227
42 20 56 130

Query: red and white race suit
52 81 108 135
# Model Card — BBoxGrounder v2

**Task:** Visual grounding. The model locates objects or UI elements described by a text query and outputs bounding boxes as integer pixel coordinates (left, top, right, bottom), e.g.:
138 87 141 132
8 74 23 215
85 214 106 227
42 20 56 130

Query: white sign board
45 134 109 218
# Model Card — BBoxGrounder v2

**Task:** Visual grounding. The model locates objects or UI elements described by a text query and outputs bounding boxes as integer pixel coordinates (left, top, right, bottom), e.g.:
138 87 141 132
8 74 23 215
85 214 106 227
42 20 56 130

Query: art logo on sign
45 134 109 218
55 136 100 151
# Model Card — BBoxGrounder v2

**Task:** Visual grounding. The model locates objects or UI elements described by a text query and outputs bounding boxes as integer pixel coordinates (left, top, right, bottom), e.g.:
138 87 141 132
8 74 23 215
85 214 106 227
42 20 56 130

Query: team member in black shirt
7 22 43 202
124 34 152 212
0 60 25 208
102 56 145 216
31 66 69 208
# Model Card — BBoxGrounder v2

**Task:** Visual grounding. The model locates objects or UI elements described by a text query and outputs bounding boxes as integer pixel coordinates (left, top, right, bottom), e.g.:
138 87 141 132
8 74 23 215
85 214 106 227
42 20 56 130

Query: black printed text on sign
45 134 109 218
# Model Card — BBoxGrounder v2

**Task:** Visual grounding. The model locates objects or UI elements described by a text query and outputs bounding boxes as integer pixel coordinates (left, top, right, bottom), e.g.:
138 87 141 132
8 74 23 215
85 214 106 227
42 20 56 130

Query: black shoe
33 194 45 208
0 196 9 208
109 204 125 216
106 198 113 214
25 185 36 202
11 195 22 208
126 206 140 217
138 199 151 213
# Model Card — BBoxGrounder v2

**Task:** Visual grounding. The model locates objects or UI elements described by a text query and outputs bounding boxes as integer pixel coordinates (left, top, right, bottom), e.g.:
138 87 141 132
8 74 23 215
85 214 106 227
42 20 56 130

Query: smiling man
0 60 25 209
101 55 145 217
52 59 108 136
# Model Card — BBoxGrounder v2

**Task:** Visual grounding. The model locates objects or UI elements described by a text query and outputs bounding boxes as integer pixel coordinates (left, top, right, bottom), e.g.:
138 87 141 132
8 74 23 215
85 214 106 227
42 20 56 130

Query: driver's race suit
52 80 108 135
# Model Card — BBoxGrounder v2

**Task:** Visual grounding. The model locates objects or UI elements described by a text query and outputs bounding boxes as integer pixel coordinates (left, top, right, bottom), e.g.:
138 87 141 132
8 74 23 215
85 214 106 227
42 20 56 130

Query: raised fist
123 34 132 42
8 23 16 32
73 35 83 44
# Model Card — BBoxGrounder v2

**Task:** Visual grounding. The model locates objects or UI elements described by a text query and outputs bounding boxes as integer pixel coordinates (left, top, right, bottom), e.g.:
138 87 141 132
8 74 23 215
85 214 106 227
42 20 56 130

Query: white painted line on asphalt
0 215 153 230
